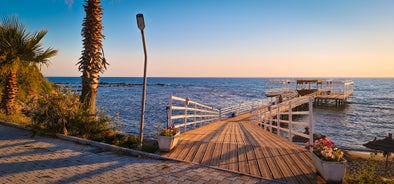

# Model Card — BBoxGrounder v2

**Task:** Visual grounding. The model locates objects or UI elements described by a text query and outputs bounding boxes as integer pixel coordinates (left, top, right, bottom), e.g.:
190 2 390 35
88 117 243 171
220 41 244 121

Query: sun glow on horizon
3 0 393 78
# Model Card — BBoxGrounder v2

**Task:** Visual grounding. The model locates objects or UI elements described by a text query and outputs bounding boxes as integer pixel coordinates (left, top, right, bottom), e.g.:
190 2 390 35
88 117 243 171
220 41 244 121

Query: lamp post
136 13 148 149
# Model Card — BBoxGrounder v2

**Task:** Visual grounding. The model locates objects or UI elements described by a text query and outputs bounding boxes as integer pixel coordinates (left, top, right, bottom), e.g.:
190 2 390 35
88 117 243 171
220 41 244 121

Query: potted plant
158 126 180 151
306 137 346 182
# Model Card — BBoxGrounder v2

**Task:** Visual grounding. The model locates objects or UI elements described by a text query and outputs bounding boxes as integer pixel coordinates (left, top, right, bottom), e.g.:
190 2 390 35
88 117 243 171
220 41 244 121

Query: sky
1 0 393 78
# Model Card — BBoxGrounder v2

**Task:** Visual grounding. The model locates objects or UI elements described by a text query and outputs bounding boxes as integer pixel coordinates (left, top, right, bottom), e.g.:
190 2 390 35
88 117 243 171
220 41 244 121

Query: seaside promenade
0 123 278 184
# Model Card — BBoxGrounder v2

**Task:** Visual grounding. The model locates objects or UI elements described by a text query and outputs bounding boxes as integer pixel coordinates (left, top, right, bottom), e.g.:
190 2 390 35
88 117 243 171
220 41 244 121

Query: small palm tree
77 0 108 118
0 16 57 115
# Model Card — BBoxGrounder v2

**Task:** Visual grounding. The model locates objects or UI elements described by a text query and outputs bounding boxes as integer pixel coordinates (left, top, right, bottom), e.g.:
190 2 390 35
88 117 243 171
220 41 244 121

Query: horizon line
44 76 394 79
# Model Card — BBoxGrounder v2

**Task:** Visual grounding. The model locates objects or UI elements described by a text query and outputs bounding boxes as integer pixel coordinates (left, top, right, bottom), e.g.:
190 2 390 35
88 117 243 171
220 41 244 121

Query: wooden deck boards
159 118 319 184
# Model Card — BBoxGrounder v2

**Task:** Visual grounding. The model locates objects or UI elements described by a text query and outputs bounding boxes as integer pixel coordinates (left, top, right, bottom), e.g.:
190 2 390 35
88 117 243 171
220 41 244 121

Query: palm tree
0 16 58 115
77 0 108 118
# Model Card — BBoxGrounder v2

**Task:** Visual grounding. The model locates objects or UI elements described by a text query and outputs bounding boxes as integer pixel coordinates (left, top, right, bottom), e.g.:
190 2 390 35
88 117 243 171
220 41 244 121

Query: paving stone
0 124 278 184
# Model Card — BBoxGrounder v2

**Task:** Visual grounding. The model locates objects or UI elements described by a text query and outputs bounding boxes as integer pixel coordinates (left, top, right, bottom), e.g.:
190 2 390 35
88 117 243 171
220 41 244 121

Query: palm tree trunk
78 0 106 120
80 71 99 117
1 71 18 115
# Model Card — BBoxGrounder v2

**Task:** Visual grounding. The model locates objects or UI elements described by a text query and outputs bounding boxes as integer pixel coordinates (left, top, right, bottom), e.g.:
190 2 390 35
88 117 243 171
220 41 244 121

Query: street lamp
136 13 148 149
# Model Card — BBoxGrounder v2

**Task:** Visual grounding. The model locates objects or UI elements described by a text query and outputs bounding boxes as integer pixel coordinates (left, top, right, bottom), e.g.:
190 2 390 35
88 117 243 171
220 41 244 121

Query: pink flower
305 136 343 162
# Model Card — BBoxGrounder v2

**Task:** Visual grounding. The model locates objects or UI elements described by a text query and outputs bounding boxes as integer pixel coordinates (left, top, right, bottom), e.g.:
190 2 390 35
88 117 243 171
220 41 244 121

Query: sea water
47 77 394 151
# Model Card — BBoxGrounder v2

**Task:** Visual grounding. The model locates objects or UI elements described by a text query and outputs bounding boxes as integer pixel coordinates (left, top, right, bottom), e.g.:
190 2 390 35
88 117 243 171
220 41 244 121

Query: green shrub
1 73 158 152
16 65 55 102
91 131 158 153
0 112 31 126
24 87 111 138
345 153 392 183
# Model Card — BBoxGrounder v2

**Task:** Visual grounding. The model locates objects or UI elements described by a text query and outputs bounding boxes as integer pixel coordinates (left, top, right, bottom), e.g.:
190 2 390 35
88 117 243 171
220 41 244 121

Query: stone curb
55 133 165 160
0 120 33 131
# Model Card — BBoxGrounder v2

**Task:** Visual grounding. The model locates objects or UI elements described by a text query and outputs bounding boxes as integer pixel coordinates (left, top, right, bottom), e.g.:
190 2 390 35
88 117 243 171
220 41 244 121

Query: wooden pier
160 80 355 183
160 113 321 184
315 93 352 107
266 79 354 107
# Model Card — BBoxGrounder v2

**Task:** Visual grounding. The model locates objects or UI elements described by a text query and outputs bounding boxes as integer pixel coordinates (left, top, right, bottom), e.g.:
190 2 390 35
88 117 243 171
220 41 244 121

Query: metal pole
137 14 147 149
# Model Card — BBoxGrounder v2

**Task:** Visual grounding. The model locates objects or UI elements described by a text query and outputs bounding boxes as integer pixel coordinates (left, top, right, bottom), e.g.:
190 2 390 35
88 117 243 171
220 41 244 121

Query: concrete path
0 124 279 184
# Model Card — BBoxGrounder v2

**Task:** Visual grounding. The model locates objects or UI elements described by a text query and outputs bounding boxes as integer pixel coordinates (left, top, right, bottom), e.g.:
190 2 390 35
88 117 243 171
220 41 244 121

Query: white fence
167 95 313 137
167 95 220 132
251 96 314 144
220 98 273 118
328 80 354 96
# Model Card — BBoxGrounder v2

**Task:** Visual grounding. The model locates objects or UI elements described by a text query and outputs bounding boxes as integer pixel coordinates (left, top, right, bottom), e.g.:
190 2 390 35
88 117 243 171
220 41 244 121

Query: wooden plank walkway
160 114 320 184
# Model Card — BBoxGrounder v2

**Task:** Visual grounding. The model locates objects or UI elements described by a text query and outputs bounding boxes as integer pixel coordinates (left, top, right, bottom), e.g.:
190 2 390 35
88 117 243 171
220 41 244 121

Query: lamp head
136 14 145 30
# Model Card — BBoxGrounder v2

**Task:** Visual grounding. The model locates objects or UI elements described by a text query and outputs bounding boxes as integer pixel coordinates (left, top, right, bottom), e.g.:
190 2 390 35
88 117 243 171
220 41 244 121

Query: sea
47 77 394 151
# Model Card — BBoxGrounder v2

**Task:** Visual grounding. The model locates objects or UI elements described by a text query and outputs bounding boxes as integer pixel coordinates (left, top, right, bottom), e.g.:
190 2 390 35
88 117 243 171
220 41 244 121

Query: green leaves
0 16 57 114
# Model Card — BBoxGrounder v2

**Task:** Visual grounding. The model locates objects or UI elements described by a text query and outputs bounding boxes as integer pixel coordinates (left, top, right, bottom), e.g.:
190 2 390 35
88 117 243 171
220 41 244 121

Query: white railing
320 80 354 97
220 98 273 118
167 95 220 132
331 82 354 97
167 95 299 134
251 96 314 144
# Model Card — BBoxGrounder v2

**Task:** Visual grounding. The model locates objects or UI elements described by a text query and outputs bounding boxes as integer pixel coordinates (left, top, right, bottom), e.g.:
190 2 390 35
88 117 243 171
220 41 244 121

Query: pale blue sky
1 0 393 77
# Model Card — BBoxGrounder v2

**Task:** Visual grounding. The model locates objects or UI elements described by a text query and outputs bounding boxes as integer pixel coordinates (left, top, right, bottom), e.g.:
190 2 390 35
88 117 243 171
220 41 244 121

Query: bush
0 112 31 126
345 153 392 183
24 87 110 138
22 87 160 152
1 76 158 152
91 131 158 153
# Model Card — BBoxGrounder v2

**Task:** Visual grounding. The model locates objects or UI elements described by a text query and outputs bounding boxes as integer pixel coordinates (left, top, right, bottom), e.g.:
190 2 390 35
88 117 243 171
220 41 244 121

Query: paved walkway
0 124 279 184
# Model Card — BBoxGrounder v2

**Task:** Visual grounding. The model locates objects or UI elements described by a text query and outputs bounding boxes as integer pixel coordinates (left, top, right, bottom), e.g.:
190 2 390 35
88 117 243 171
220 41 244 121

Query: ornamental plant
160 125 179 136
306 136 344 161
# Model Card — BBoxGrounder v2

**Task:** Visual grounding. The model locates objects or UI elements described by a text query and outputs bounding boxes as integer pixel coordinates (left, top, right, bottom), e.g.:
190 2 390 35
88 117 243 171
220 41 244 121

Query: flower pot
310 151 346 182
158 133 180 152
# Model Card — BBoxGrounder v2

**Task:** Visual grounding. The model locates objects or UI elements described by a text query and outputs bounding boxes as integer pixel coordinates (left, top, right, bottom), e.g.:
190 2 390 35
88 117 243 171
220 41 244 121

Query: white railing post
258 108 262 124
276 105 280 135
203 108 206 126
194 103 197 129
184 97 189 132
309 96 314 144
167 95 173 128
288 101 293 141
269 106 273 132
